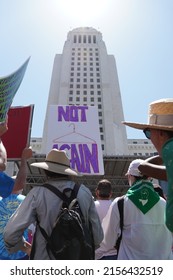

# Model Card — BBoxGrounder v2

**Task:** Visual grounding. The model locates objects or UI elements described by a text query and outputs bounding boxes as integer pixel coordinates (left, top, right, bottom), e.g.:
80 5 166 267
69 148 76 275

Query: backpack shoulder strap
42 184 70 204
115 195 124 255
117 195 124 233
42 183 80 205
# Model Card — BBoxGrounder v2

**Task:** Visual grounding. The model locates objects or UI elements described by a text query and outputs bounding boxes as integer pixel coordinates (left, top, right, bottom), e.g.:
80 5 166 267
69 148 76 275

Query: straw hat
30 149 81 176
122 98 173 131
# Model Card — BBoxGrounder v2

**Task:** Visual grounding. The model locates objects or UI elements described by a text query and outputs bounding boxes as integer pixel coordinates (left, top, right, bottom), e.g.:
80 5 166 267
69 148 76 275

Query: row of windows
72 48 98 51
71 72 100 77
69 90 101 95
70 78 100 83
72 51 99 56
73 35 97 44
71 57 99 62
69 97 102 102
71 67 100 72
71 62 99 66
70 84 101 89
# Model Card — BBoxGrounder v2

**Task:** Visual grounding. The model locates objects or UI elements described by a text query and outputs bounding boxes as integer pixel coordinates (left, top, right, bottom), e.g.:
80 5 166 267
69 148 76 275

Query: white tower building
42 27 128 156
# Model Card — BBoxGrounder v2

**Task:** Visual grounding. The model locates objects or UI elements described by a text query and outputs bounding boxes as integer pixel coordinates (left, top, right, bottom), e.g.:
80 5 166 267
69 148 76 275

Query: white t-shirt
94 199 117 259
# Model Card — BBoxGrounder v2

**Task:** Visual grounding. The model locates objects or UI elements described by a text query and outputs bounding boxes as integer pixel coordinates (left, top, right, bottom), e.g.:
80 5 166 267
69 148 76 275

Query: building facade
42 27 128 156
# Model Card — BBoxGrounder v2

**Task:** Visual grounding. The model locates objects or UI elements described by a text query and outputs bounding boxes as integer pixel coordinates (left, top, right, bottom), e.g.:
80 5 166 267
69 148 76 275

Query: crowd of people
0 97 173 260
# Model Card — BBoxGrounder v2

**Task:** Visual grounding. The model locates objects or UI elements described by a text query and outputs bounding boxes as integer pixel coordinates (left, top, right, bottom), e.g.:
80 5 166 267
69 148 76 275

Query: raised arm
0 118 8 171
138 155 167 181
13 147 33 193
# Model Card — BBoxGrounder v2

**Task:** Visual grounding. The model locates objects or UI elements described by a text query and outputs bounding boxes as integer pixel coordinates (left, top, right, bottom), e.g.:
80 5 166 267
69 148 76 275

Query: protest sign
0 57 30 123
46 105 104 175
1 105 34 160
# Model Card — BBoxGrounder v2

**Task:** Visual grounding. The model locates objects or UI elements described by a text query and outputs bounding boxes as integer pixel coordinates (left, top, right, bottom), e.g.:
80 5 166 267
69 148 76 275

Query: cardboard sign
1 105 34 160
46 105 104 175
0 57 30 123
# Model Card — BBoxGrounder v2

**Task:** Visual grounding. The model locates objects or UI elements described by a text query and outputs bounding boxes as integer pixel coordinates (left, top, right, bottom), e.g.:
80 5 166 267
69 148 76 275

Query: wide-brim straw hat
122 98 173 131
30 149 81 176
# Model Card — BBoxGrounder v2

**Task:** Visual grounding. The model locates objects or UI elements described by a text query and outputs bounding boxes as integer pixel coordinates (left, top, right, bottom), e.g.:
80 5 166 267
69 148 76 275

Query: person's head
95 179 112 200
122 98 173 155
126 159 148 186
30 149 81 177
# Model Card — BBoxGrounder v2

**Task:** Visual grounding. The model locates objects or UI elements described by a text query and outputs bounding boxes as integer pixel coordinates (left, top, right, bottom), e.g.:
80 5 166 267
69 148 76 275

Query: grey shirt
4 179 103 259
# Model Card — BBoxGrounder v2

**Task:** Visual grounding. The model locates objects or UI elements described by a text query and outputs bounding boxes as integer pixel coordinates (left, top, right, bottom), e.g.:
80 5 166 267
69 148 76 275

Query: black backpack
37 183 95 260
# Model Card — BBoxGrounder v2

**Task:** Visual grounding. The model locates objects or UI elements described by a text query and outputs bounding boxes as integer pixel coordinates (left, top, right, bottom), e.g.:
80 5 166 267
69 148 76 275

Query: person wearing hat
122 98 173 232
4 149 103 259
99 159 173 259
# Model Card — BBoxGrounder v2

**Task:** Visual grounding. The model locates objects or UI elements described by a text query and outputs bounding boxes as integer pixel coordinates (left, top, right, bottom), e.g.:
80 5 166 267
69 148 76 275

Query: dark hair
44 169 68 178
96 179 112 198
165 130 173 138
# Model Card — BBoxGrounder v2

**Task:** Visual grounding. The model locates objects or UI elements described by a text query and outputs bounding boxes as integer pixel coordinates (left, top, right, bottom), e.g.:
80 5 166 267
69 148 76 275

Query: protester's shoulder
78 183 92 195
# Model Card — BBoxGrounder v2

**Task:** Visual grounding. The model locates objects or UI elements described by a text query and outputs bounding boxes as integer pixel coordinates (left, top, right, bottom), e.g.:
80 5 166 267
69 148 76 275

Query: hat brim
30 162 82 177
122 121 173 131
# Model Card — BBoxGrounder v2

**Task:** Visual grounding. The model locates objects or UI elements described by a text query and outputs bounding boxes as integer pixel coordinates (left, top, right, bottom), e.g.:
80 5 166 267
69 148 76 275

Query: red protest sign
1 105 34 159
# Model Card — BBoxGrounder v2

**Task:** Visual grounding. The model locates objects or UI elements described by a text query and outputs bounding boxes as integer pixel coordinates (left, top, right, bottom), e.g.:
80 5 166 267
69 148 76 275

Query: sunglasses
143 128 151 139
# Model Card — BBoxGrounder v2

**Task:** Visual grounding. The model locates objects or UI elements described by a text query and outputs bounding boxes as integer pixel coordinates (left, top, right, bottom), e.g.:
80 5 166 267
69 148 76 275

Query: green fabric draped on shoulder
126 179 160 214
162 138 173 232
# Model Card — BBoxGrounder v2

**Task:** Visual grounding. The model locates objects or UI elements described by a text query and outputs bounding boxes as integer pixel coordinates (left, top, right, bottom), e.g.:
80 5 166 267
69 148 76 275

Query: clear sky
1 0 173 139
